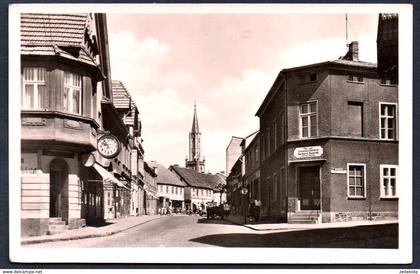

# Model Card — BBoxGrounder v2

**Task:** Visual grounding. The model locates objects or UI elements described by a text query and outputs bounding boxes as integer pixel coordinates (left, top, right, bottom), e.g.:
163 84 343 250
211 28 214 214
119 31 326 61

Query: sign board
331 168 347 174
293 146 323 158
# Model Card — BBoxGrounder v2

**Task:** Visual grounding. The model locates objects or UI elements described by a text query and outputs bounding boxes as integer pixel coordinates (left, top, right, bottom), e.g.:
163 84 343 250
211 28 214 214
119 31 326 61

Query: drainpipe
284 73 289 222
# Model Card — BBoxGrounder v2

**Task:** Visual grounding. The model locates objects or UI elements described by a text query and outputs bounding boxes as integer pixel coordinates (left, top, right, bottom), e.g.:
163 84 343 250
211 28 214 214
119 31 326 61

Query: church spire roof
191 101 199 133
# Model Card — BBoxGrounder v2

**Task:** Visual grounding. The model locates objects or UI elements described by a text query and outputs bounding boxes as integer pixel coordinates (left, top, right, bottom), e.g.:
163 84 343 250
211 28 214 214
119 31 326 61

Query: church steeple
191 101 199 133
186 101 205 172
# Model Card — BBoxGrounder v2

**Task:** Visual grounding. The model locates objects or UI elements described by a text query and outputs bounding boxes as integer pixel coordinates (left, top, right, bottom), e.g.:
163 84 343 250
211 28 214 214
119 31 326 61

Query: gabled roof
147 162 187 187
170 166 226 190
21 13 98 68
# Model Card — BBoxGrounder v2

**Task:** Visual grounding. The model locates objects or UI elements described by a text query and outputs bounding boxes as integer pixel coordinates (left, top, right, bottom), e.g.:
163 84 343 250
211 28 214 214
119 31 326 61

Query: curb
224 218 398 232
21 216 162 245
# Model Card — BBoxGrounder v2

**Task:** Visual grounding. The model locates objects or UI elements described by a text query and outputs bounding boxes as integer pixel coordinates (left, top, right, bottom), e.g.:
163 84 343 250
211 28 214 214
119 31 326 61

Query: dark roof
147 162 186 187
170 166 226 190
21 13 98 67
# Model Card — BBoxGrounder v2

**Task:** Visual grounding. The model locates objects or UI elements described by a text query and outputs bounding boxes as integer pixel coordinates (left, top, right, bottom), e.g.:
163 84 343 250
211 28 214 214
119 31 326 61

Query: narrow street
26 215 398 248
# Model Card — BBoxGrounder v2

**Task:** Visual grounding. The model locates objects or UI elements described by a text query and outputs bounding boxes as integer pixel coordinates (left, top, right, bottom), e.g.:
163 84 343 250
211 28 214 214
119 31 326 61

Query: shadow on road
85 220 113 228
189 223 398 248
197 218 238 225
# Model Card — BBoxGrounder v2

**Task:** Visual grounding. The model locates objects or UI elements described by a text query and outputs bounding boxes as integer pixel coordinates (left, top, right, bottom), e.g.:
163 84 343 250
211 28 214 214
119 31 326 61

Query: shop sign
293 146 323 158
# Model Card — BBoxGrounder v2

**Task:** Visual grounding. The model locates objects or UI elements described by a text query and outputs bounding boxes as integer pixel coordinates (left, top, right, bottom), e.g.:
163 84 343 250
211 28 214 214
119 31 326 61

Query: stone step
47 224 68 235
288 219 317 224
49 217 63 222
49 220 66 225
48 224 68 230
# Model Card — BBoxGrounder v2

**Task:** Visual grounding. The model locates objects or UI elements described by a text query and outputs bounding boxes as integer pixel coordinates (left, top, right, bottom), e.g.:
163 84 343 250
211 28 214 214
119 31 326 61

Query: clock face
97 134 120 158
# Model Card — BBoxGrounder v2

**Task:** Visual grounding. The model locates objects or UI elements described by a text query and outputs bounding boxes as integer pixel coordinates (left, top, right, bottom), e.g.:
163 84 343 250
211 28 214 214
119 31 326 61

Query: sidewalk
21 215 162 245
225 214 398 231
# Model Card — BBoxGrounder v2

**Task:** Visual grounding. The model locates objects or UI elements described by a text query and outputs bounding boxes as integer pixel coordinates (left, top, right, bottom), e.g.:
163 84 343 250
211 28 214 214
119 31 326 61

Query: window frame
272 173 277 202
379 102 398 140
380 164 399 199
347 163 367 199
63 71 82 115
299 101 318 138
22 67 47 110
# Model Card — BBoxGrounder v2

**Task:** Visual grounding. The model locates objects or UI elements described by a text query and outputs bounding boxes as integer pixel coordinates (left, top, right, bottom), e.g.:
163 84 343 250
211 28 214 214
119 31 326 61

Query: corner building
256 42 398 223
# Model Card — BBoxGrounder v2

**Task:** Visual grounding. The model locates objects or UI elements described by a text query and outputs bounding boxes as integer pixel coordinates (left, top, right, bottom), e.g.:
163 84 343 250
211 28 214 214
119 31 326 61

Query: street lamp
241 187 248 224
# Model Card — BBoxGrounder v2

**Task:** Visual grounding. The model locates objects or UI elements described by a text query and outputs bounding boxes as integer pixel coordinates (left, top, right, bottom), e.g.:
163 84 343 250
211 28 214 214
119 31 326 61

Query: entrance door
50 159 69 222
299 166 320 210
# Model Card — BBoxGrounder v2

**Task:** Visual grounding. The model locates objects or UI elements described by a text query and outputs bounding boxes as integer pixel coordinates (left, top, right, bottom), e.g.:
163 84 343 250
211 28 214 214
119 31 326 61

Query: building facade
20 13 116 236
144 161 159 215
149 162 187 212
244 132 261 203
226 137 243 176
170 165 225 212
255 41 398 223
185 104 205 172
20 13 149 237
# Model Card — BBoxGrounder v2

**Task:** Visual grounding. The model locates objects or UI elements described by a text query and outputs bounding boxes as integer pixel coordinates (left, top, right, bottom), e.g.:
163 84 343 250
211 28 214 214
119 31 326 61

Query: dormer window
63 72 82 115
22 67 46 110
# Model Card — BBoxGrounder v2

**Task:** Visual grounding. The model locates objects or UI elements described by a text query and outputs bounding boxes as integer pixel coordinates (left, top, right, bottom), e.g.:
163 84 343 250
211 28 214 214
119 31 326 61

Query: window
166 186 168 193
266 128 270 156
309 73 317 82
347 164 366 198
347 102 363 137
299 73 317 84
348 74 364 83
280 112 285 145
380 78 398 86
380 103 397 140
171 186 174 194
273 120 277 151
261 133 265 160
380 165 398 198
64 71 82 115
22 67 47 109
300 102 317 138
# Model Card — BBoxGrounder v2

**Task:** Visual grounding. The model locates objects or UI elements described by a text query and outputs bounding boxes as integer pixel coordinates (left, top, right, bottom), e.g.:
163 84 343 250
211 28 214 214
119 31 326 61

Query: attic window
348 74 364 83
380 78 398 86
299 73 318 84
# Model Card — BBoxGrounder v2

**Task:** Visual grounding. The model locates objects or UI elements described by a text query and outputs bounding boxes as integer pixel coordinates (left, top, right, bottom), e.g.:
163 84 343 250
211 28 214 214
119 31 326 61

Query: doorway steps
47 217 68 235
288 211 320 224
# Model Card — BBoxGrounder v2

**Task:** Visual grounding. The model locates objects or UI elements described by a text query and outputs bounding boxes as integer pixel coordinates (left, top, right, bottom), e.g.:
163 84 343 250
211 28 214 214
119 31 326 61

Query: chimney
348 41 359 61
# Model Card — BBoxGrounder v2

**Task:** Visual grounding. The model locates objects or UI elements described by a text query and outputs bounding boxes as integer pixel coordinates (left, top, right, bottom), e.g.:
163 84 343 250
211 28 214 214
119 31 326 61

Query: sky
106 11 379 174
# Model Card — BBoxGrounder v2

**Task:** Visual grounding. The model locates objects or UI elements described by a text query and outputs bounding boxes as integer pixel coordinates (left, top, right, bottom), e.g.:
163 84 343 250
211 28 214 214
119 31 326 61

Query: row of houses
20 13 161 237
226 14 399 224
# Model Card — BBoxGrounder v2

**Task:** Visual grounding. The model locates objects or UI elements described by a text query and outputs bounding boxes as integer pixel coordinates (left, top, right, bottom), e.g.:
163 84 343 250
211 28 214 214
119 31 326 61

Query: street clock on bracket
97 133 121 159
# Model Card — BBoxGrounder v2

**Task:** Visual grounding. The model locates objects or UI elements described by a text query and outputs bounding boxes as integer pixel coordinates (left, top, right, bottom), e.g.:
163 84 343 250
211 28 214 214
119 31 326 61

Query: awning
93 163 130 190
146 190 159 199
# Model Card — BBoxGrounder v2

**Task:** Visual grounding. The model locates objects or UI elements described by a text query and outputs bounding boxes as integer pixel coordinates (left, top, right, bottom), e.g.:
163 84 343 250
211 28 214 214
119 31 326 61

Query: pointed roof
191 102 199 133
170 165 226 190
20 13 99 68
147 161 187 187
